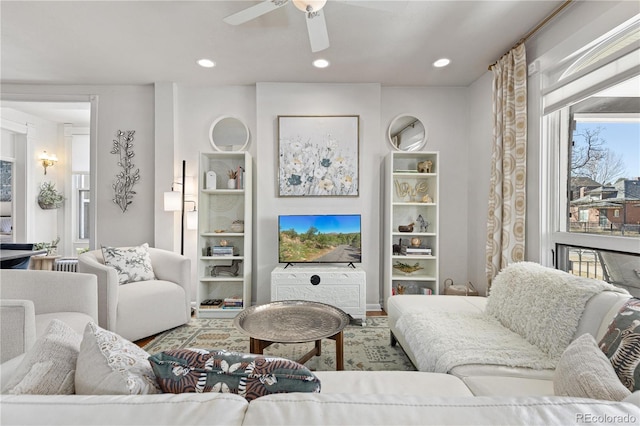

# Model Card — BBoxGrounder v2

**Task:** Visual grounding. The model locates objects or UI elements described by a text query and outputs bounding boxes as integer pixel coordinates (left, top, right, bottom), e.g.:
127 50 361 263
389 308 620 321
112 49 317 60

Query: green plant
38 181 64 208
34 236 60 255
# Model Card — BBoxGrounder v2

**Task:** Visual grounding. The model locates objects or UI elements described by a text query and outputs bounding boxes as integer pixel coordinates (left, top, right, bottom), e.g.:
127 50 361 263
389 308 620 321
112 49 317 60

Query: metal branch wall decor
111 130 140 213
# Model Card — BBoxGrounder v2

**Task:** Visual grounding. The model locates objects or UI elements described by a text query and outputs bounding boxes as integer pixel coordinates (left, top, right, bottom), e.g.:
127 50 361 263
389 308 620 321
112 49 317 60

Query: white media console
271 266 366 325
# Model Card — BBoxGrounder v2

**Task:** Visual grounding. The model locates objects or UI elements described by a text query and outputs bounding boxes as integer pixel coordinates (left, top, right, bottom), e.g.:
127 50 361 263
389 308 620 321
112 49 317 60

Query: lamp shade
186 210 198 230
164 191 182 211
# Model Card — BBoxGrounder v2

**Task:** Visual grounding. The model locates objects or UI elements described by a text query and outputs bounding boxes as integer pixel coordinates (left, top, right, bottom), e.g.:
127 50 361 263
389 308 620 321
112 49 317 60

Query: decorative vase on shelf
227 179 236 189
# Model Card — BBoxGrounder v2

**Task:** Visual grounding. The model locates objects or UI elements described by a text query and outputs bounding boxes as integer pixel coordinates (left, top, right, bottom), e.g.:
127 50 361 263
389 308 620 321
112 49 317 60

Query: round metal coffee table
233 300 350 370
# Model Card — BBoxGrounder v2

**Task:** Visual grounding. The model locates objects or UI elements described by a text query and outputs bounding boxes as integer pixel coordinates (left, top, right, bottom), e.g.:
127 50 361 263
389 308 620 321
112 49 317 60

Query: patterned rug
143 316 416 371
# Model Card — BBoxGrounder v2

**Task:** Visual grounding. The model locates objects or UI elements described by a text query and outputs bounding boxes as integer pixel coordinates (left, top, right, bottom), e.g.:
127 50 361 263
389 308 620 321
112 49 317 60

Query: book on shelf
200 299 223 309
223 297 243 308
406 247 432 255
236 166 245 189
212 246 234 256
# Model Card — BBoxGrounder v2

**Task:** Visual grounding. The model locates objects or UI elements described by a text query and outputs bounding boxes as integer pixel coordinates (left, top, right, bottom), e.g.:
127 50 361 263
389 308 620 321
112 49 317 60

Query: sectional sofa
1 266 639 425
387 262 635 397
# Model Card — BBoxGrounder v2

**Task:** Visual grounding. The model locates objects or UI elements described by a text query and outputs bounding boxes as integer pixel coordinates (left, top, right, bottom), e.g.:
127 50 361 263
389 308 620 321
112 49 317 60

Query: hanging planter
37 181 64 210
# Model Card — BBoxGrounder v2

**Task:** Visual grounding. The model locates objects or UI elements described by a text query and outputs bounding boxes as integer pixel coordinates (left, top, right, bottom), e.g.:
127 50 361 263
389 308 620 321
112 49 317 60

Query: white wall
173 85 256 300
382 87 470 297
2 85 156 248
255 83 383 308
169 82 471 308
466 72 493 295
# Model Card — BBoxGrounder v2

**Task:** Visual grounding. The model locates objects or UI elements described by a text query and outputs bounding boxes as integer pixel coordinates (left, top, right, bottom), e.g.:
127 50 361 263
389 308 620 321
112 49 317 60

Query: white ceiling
1 0 565 88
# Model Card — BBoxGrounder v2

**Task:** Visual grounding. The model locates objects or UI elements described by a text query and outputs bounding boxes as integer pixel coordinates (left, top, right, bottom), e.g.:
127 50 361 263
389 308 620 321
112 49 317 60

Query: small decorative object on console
416 214 429 232
211 259 242 277
393 261 423 274
398 223 414 232
417 160 432 173
443 278 479 296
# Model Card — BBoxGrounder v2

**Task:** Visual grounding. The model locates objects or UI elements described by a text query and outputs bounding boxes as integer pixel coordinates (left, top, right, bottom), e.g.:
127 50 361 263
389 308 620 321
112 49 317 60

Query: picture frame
278 115 359 197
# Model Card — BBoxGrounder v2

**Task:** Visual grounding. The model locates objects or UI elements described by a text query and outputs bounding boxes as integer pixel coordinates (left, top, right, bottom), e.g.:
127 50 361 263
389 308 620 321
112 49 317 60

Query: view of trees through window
568 112 640 237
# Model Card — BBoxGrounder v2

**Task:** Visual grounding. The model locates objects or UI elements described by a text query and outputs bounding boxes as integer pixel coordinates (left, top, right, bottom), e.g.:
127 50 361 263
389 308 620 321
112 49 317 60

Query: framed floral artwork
278 115 359 197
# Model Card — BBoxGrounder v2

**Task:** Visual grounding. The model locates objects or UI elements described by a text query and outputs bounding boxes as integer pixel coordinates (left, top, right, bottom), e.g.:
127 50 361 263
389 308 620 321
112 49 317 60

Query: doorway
0 98 96 257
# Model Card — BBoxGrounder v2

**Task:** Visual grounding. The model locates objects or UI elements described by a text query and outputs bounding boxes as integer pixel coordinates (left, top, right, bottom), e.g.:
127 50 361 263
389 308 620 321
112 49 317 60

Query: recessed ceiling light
197 59 216 68
313 58 330 68
433 58 450 68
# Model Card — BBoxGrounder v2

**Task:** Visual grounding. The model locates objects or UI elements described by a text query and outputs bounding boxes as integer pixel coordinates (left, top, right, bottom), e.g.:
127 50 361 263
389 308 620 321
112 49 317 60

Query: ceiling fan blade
306 10 329 53
223 0 289 26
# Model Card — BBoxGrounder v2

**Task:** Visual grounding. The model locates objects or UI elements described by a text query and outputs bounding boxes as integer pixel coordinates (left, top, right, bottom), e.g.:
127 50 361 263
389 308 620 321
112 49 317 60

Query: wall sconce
39 151 58 175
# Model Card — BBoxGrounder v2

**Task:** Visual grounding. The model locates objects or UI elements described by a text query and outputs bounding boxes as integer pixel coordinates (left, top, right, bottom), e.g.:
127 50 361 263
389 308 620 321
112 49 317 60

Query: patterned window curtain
486 43 527 289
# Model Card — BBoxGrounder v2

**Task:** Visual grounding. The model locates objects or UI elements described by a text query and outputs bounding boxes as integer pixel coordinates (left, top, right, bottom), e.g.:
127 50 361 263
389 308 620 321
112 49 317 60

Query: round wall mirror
209 116 250 152
388 114 427 151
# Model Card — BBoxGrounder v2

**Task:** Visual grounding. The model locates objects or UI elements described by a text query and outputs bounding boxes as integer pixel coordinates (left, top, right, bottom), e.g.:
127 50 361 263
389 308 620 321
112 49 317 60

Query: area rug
143 316 415 371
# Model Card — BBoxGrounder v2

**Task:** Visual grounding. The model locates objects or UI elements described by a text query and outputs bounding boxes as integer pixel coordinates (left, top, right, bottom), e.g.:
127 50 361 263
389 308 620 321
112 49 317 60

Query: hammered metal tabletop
233 300 350 343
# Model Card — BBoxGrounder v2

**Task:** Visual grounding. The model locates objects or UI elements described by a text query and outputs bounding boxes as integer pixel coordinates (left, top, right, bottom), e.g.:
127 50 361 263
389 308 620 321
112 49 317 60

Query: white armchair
0 269 98 364
77 247 191 342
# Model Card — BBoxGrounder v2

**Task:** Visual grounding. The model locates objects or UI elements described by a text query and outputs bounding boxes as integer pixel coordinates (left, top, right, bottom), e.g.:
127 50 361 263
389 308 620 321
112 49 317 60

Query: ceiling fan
224 0 330 53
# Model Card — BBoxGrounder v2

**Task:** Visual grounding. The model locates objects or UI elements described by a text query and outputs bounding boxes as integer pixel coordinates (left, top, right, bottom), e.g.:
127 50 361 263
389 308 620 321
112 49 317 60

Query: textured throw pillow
75 322 160 395
3 319 82 395
599 298 640 392
101 243 156 284
554 333 630 401
149 348 321 401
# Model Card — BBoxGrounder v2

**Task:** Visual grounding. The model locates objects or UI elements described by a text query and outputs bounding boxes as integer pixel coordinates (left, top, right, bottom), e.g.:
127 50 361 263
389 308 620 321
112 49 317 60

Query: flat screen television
278 214 362 265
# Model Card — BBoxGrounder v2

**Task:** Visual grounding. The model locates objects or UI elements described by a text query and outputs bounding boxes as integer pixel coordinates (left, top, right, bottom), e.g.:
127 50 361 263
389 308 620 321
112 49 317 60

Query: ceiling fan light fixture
313 58 330 68
293 0 327 13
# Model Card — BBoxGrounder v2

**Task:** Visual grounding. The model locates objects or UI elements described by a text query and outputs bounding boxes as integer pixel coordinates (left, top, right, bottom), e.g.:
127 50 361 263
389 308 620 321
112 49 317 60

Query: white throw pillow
3 319 82 395
75 322 160 395
554 333 631 401
101 243 156 284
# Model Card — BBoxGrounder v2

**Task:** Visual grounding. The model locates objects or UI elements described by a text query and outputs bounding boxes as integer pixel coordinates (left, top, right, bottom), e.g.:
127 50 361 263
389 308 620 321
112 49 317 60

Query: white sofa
1 266 639 425
2 372 638 426
387 262 633 396
0 270 98 363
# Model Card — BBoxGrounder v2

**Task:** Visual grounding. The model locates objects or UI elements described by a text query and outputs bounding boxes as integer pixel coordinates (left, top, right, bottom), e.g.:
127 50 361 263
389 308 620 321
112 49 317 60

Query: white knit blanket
396 311 558 372
396 262 627 373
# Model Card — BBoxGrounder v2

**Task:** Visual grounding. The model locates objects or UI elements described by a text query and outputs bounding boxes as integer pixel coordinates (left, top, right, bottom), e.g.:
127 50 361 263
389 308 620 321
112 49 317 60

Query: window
78 189 90 240
569 107 640 238
578 209 589 223
542 18 640 292
557 244 640 297
73 173 90 242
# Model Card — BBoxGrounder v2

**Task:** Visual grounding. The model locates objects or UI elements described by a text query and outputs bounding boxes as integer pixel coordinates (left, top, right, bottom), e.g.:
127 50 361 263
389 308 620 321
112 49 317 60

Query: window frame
541 21 640 267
